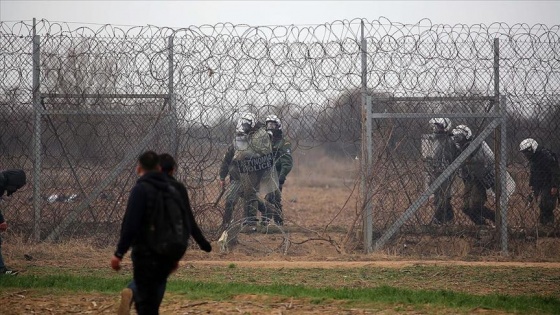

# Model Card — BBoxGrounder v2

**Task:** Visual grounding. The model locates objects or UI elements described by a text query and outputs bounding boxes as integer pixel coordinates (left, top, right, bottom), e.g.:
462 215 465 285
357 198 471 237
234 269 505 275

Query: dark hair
158 153 177 174
138 151 160 171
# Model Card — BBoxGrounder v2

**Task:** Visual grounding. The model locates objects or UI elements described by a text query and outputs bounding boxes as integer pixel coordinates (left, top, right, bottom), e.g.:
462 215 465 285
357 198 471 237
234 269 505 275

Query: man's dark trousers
131 251 175 315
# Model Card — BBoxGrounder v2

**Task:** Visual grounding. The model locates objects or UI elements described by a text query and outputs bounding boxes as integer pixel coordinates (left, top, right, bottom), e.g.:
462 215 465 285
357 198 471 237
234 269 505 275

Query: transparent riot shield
233 128 278 196
421 133 456 187
477 141 516 200
231 127 278 231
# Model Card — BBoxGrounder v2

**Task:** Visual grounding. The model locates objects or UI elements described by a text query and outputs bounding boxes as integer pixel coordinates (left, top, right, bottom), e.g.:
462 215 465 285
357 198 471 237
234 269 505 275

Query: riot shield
478 141 516 199
421 133 456 190
233 128 278 196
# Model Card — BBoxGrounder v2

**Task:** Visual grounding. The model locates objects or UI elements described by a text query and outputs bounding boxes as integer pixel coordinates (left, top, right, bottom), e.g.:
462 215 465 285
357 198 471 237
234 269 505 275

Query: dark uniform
261 133 293 225
457 143 496 225
525 147 560 225
0 169 26 275
219 122 272 226
426 131 458 224
237 125 272 224
218 144 242 226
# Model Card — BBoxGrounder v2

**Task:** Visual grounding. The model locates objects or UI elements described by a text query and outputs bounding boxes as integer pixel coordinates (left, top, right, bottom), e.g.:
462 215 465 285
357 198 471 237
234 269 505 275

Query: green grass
1 273 559 314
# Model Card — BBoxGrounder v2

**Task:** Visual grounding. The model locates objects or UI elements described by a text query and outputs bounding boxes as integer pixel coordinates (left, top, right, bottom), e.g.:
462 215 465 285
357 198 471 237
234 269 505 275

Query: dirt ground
3 260 554 315
1 241 559 315
1 290 496 315
2 153 560 314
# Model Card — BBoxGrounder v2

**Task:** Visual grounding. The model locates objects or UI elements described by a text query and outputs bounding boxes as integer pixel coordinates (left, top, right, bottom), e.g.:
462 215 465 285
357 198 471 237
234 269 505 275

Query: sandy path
185 259 560 269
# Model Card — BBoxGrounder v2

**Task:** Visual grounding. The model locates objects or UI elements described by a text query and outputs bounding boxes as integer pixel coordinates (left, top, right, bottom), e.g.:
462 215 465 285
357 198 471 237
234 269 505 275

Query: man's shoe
118 288 133 315
0 268 19 276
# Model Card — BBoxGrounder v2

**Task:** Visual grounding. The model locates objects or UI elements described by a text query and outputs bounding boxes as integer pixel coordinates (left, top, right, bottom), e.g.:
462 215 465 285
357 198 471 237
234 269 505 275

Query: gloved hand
526 191 536 204
279 174 286 185
458 168 470 180
200 240 212 252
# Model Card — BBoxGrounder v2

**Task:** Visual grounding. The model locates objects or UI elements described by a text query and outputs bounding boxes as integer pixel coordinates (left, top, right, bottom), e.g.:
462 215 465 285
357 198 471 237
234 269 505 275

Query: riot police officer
452 125 496 226
519 138 560 225
425 118 458 224
260 115 293 226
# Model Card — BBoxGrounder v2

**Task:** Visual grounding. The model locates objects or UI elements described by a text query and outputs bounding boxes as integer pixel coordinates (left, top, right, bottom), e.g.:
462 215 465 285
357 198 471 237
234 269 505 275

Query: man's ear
136 164 142 175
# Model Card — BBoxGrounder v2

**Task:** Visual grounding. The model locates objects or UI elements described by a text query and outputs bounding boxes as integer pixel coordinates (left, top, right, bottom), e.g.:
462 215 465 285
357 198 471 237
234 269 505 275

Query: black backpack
141 182 189 261
0 169 27 197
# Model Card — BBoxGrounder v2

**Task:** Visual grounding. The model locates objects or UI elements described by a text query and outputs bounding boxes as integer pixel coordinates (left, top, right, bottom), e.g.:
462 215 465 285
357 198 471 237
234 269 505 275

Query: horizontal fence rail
0 18 559 258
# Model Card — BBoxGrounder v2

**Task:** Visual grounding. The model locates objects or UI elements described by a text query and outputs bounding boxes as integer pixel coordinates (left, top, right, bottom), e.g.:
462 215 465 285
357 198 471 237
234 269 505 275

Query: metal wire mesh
0 18 559 256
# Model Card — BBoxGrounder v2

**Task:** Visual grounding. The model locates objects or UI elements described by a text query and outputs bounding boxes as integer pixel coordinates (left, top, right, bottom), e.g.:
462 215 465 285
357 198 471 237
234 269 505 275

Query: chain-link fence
1 18 559 258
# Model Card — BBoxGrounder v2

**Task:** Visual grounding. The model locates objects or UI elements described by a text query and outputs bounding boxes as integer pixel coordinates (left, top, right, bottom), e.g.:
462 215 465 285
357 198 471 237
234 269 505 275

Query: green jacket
219 133 292 182
218 144 239 181
271 137 293 181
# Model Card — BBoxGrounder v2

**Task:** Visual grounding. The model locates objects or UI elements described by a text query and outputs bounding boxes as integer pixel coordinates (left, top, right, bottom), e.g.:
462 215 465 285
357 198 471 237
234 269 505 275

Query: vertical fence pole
365 95 373 253
360 20 372 253
499 95 508 255
493 38 507 254
32 18 42 241
493 38 501 229
168 35 178 157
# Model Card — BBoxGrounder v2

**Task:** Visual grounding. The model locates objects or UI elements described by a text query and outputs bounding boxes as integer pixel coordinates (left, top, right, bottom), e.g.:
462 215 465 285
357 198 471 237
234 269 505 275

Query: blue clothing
129 252 174 315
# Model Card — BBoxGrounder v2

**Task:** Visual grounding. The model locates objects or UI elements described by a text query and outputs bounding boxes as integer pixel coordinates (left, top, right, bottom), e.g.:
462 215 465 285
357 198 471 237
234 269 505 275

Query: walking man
111 151 210 315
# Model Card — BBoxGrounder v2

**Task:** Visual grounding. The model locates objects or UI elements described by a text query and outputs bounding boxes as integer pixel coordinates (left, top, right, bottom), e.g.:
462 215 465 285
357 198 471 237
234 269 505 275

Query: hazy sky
1 1 559 28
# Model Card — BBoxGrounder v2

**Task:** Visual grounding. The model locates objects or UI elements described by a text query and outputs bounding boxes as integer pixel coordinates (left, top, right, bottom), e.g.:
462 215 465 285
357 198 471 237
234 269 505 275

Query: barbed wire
1 18 559 254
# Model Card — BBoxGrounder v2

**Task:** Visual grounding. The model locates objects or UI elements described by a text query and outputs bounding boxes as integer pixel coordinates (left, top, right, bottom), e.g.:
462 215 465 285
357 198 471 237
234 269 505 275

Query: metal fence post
493 38 501 229
360 20 372 253
493 38 508 254
365 95 373 253
32 18 42 242
168 35 178 157
499 95 508 255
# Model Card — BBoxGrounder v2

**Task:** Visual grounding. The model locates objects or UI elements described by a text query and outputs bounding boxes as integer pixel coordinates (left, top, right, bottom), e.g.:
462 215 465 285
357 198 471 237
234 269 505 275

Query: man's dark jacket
528 147 560 192
115 172 210 259
0 169 26 223
164 173 211 252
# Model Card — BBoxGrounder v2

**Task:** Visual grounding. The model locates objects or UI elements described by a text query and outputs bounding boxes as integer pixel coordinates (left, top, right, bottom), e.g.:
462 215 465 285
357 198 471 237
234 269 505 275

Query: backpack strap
138 181 159 216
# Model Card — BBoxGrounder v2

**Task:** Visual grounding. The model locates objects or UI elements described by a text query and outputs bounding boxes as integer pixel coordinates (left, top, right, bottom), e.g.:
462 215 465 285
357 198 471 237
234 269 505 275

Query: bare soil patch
0 290 512 315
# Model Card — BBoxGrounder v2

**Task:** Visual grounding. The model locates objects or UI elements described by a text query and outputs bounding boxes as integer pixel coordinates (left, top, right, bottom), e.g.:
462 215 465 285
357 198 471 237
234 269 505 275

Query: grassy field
0 241 559 314
1 263 559 314
1 150 559 314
